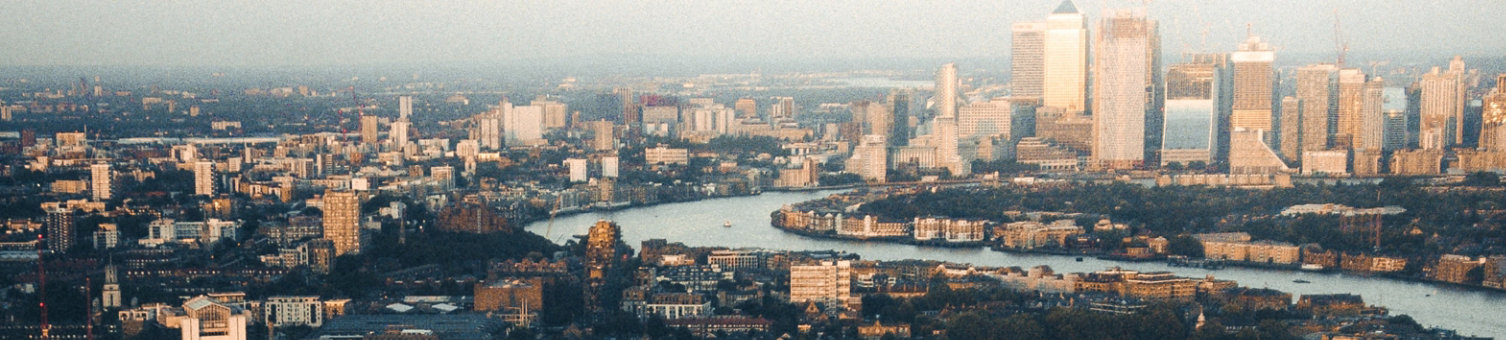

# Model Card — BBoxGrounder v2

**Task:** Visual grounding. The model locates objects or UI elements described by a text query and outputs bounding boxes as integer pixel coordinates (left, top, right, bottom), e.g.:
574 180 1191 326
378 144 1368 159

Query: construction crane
1333 9 1350 68
37 234 49 339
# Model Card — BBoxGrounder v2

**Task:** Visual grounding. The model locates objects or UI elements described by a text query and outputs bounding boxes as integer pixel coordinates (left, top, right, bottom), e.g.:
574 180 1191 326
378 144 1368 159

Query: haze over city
2 0 1502 67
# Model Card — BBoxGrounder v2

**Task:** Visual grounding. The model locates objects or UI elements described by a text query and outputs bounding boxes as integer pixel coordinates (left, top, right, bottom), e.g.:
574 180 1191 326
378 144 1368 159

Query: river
523 190 1505 337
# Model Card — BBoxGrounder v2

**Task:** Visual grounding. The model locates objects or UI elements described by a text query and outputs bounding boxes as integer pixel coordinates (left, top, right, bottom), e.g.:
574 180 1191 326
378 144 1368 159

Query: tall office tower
1419 57 1467 150
1482 74 1506 151
959 98 1015 140
847 135 888 183
91 163 111 201
359 115 380 144
934 63 966 176
770 97 796 119
1279 96 1302 160
322 189 359 256
1297 64 1338 154
1357 77 1387 150
889 90 911 147
1384 110 1408 151
1230 34 1275 132
532 96 568 129
1334 68 1366 149
1090 9 1151 169
851 100 892 138
734 98 758 119
398 95 413 120
1011 21 1047 98
45 208 74 253
194 161 214 196
1162 61 1219 166
1042 0 1088 111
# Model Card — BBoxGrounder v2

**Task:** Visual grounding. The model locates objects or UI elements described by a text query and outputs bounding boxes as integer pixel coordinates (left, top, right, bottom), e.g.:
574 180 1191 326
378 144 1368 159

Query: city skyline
2 1 1502 67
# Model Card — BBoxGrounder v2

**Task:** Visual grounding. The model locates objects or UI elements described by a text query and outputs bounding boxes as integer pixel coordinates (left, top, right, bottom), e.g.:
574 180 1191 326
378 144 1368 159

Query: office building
1090 9 1152 169
322 190 360 256
1011 21 1047 98
194 161 214 196
1296 64 1338 155
91 163 112 201
934 63 966 176
1230 34 1275 132
1357 77 1386 151
1042 0 1088 111
959 98 1015 140
602 156 620 178
1334 69 1366 148
1162 62 1219 165
890 90 912 147
1419 57 1467 150
264 296 327 328
1278 96 1301 160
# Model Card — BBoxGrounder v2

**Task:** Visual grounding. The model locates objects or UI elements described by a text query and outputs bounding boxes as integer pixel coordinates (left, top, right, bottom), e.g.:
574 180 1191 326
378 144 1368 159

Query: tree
1167 235 1204 257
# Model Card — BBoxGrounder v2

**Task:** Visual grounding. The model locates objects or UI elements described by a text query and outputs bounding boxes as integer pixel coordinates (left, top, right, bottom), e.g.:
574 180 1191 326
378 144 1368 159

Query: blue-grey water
524 190 1504 337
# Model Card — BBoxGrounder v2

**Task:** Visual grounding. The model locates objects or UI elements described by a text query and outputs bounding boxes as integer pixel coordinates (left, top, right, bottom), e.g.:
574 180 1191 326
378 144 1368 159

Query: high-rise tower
322 190 360 256
934 63 966 176
1230 34 1275 132
1042 0 1088 111
90 163 111 201
1090 8 1153 169
1419 56 1467 150
1011 21 1047 98
1296 64 1338 155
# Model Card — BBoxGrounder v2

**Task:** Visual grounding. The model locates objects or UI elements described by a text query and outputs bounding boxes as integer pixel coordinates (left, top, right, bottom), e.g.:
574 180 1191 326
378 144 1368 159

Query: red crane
37 234 49 339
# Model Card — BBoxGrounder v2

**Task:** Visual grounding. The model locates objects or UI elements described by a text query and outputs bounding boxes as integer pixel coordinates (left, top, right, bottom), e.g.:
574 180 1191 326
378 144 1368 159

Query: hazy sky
2 0 1500 67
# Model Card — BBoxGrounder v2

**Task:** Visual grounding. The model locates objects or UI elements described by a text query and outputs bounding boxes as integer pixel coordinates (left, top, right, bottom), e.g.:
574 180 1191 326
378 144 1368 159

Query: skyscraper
1296 64 1338 155
1419 57 1467 150
1230 34 1275 132
890 90 911 147
1279 96 1302 160
45 208 73 253
194 161 214 196
1042 0 1088 111
1334 68 1366 149
1090 9 1152 169
1162 61 1219 166
959 98 1015 140
934 63 966 176
1011 21 1046 98
322 189 359 256
532 96 568 129
1357 77 1386 151
91 163 111 201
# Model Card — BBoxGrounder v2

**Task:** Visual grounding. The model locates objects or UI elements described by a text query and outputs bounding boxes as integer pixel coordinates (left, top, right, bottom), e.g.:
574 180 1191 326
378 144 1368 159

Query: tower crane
1334 9 1350 68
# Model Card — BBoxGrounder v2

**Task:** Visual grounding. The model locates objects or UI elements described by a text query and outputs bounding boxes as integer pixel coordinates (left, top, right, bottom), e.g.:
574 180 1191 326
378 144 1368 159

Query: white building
91 163 111 201
264 296 325 328
194 161 214 196
789 260 853 307
601 156 620 178
565 158 588 182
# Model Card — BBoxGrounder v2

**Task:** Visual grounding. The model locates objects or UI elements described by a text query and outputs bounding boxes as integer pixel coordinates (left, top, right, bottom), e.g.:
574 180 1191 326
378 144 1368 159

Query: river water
523 190 1505 337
